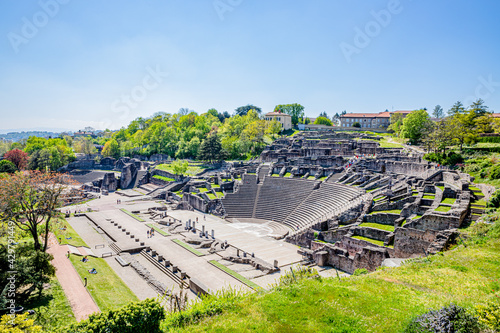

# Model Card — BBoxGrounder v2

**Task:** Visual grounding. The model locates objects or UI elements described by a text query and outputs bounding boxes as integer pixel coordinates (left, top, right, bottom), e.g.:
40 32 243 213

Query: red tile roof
265 112 291 116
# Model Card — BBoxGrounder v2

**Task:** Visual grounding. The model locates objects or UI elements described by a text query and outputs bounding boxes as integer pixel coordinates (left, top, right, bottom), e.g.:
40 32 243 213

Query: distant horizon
1 1 499 131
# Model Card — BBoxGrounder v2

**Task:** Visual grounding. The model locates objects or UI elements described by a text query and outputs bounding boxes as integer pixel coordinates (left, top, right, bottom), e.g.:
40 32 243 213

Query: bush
443 152 463 166
489 164 500 180
488 190 500 208
61 298 165 333
423 152 441 163
353 268 369 276
475 301 500 331
404 304 481 333
0 160 17 173
352 122 361 128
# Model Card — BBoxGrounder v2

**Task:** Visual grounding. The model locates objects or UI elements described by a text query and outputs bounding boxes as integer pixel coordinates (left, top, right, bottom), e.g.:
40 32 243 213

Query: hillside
159 219 500 332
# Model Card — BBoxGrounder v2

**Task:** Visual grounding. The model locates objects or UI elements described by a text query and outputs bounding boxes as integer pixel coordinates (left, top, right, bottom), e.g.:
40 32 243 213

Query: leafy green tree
102 139 120 159
207 108 218 118
73 137 97 155
352 122 361 128
274 104 304 125
448 101 466 116
400 109 433 144
235 104 262 116
0 160 17 173
388 113 404 135
266 119 282 138
432 105 444 119
198 133 225 162
171 159 188 175
313 116 333 126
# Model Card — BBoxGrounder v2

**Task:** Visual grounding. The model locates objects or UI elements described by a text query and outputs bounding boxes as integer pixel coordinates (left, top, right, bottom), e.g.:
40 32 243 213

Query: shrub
352 122 361 128
353 268 369 276
443 152 463 166
489 164 500 180
423 152 441 163
404 304 481 333
488 190 500 208
475 301 500 331
0 160 17 173
61 298 165 333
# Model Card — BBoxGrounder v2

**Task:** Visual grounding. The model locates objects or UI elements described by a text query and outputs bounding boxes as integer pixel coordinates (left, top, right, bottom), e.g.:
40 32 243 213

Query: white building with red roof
340 110 413 129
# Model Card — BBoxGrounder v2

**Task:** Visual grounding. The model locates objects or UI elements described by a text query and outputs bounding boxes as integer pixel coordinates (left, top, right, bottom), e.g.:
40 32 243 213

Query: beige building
264 112 292 130
340 110 413 129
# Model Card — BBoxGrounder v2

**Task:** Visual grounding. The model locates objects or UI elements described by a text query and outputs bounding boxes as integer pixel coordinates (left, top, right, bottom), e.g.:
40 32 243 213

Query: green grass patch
436 185 445 191
145 223 170 236
441 197 456 205
156 164 208 176
271 174 280 177
369 209 402 215
307 176 316 180
53 216 88 247
24 278 76 331
152 174 175 182
171 238 204 256
359 223 395 232
199 188 209 193
69 256 138 312
435 205 451 212
120 208 145 222
469 186 481 192
411 215 422 220
284 172 292 177
473 199 487 207
206 192 217 200
373 196 386 202
422 195 435 200
209 260 262 291
351 235 386 247
211 184 220 188
379 138 403 148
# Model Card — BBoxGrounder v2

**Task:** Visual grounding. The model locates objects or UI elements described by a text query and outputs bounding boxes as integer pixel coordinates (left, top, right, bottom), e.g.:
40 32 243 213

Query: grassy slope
69 256 138 312
25 278 76 332
163 225 500 332
52 216 88 247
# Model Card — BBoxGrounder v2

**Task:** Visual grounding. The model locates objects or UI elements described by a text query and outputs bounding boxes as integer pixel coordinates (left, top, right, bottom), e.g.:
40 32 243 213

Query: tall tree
274 103 305 125
319 111 329 118
400 109 433 144
235 104 262 116
314 117 333 126
448 101 466 116
102 139 120 159
432 105 444 119
0 160 17 173
198 133 225 163
468 98 490 117
0 172 73 252
3 148 28 170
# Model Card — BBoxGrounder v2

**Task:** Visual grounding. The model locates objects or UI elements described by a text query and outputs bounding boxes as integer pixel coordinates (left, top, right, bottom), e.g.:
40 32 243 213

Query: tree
319 111 329 118
235 104 262 116
0 312 42 332
266 119 282 138
3 149 28 170
198 133 225 163
0 172 72 252
102 139 120 159
400 109 433 144
388 113 404 135
432 105 444 119
332 113 341 126
73 137 97 155
0 160 17 173
207 108 218 118
352 122 361 128
469 98 490 117
274 104 305 125
0 243 55 305
448 101 466 116
313 116 333 126
170 159 188 175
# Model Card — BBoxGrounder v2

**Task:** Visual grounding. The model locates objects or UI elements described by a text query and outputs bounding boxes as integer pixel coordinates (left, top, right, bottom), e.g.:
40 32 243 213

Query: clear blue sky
1 0 499 132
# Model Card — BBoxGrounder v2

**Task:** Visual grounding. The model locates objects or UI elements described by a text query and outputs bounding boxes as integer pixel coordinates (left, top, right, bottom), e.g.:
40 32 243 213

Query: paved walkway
47 234 100 321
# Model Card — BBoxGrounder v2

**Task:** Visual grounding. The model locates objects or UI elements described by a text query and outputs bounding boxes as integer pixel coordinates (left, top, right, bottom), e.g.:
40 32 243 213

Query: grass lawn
379 138 403 148
152 174 175 182
351 235 386 247
422 195 435 200
435 205 452 212
411 215 422 220
199 188 209 193
469 186 482 192
155 164 208 176
441 197 456 205
171 238 204 256
53 217 88 247
473 199 487 207
359 223 395 232
69 256 138 312
436 185 445 191
211 184 220 188
369 209 402 215
373 196 386 202
209 260 262 291
120 208 145 222
284 172 292 177
206 192 217 200
24 278 75 332
271 174 280 177
307 176 315 180
145 223 170 236
167 222 500 332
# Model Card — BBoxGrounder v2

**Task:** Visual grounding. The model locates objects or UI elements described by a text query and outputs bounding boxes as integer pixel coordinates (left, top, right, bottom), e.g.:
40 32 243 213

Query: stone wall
120 163 137 189
393 227 440 258
182 193 207 212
